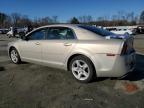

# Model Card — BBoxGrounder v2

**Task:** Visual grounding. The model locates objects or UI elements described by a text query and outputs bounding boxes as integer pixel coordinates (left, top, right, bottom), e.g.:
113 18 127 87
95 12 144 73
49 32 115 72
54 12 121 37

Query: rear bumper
93 52 136 77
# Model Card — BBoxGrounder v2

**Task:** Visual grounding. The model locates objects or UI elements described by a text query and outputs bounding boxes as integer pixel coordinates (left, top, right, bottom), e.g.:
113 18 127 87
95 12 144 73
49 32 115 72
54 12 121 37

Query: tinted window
28 29 45 40
47 27 75 40
79 25 114 37
106 28 116 31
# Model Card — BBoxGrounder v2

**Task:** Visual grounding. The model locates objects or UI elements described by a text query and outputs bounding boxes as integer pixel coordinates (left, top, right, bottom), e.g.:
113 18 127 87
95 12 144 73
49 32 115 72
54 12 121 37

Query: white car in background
111 28 133 35
106 28 134 35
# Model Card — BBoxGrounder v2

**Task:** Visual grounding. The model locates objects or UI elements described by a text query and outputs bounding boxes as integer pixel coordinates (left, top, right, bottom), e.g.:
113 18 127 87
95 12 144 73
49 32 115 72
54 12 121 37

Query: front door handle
64 43 72 46
35 42 40 45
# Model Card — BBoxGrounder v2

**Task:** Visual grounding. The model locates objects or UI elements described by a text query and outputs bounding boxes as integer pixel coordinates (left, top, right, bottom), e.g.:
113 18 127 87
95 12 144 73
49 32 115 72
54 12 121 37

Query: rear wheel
10 48 21 64
69 56 95 83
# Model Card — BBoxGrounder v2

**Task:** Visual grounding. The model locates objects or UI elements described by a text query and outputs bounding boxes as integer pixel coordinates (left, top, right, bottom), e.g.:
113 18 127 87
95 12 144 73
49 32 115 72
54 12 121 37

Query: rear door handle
64 43 72 46
35 42 40 45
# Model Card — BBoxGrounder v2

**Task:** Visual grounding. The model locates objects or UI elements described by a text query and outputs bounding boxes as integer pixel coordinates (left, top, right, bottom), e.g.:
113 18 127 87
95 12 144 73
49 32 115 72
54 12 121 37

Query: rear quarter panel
65 39 124 77
75 39 124 55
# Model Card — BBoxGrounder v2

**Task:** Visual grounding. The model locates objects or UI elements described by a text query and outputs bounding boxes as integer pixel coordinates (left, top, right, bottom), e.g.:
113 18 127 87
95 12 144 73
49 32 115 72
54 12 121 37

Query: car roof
26 24 78 35
36 24 79 29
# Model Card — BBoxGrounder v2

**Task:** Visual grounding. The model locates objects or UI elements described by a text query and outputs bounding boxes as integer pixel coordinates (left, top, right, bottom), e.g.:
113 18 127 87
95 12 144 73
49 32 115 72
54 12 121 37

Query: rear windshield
79 25 114 37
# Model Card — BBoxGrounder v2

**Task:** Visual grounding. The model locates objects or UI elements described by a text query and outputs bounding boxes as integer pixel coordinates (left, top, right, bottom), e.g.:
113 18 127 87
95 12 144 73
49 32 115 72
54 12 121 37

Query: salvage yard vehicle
8 24 136 83
0 28 9 34
137 26 144 34
7 27 26 38
106 27 135 35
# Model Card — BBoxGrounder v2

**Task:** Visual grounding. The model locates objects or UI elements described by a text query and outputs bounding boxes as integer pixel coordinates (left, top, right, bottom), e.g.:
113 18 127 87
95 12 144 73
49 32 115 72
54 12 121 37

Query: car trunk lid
105 34 135 55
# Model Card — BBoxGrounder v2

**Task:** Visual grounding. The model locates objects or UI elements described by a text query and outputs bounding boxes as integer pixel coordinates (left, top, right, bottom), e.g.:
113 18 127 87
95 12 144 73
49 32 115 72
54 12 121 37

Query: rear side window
79 25 114 37
46 27 75 40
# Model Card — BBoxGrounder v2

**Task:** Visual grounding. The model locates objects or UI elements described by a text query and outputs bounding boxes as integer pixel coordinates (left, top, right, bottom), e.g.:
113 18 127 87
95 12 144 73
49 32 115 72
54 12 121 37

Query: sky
0 0 144 22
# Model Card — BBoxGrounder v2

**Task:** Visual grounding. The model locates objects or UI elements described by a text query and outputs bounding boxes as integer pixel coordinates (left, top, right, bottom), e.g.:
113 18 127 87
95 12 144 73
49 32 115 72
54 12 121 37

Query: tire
7 34 11 38
9 48 21 64
69 55 95 83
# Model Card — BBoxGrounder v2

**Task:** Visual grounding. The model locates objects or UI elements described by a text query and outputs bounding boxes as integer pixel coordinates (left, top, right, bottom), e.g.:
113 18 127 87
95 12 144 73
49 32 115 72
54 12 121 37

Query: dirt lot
0 34 144 108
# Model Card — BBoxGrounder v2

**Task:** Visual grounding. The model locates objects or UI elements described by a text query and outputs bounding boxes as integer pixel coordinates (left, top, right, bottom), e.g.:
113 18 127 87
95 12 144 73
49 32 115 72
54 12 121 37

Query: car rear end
106 35 136 77
105 32 135 71
91 39 135 77
77 25 136 77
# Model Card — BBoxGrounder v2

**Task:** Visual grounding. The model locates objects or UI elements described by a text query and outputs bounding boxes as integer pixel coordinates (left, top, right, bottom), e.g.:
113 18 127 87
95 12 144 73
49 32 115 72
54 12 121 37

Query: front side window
46 27 75 40
28 29 46 40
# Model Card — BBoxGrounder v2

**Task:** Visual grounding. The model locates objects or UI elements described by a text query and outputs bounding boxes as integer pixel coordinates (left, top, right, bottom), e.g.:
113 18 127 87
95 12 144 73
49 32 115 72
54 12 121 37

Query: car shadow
93 77 108 82
0 66 5 71
122 54 144 81
0 40 6 41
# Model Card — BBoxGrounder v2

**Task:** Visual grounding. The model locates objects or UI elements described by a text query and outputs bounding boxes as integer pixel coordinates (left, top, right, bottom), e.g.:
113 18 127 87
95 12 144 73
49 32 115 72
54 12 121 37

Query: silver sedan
8 24 135 83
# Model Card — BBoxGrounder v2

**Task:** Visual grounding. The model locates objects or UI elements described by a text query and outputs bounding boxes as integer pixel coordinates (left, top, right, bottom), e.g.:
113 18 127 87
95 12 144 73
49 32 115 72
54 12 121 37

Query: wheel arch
8 46 20 57
67 53 97 76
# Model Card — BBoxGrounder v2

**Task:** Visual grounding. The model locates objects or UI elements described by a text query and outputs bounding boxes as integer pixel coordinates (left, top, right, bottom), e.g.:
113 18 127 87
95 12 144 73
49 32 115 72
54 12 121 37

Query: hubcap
72 60 90 80
10 50 18 63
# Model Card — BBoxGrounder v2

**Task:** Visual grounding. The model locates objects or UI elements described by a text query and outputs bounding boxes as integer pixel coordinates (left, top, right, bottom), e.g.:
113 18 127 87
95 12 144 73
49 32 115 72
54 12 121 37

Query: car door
19 28 46 62
42 27 76 68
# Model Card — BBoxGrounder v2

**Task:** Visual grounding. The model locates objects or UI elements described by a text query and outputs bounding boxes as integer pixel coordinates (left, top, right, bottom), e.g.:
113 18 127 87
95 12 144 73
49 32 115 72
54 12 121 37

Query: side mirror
19 32 26 40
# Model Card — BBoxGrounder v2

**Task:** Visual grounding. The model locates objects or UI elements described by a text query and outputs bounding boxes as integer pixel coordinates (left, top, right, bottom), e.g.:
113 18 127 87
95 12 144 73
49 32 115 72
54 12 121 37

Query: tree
3 15 12 27
52 16 58 23
0 12 7 27
19 15 32 26
11 13 21 26
140 10 144 24
78 15 93 23
70 17 79 24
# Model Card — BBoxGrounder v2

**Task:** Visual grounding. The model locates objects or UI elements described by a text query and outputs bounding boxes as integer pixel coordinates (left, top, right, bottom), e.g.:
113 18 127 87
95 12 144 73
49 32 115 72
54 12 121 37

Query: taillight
121 42 127 55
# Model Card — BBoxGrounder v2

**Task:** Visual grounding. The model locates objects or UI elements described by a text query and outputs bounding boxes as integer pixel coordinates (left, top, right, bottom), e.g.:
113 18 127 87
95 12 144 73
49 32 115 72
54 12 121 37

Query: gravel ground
0 34 144 108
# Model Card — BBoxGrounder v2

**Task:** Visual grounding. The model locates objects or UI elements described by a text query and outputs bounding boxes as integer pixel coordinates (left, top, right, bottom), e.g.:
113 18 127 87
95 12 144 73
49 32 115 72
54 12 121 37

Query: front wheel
10 48 21 64
7 34 11 38
69 56 95 83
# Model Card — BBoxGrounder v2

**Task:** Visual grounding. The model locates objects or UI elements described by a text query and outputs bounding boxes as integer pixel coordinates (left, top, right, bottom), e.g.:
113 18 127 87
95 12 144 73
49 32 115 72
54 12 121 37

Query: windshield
79 25 115 37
